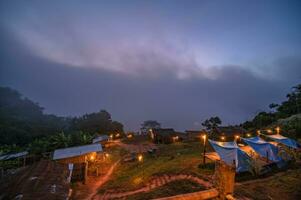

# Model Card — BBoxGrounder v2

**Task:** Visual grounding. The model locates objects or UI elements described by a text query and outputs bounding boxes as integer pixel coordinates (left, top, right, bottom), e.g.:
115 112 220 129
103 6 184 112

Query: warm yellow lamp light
138 154 143 162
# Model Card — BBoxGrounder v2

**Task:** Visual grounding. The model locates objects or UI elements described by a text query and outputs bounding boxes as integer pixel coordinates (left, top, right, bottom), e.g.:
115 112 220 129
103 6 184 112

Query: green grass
235 168 301 200
98 141 214 194
126 180 207 200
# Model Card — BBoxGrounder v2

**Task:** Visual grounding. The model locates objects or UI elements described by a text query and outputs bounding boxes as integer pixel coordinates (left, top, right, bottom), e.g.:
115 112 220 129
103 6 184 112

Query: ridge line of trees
0 86 124 154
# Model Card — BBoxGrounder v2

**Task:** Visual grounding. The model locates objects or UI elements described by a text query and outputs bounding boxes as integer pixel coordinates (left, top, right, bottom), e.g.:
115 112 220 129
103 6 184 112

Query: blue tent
242 136 281 162
209 140 251 172
265 134 299 149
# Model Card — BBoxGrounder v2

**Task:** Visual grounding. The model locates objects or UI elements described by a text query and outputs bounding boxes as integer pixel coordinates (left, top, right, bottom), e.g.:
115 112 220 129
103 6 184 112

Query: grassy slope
235 168 301 200
127 180 207 200
98 141 214 194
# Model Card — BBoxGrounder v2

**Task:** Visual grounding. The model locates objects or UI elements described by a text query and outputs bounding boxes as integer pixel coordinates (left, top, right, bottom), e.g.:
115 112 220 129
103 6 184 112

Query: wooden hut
52 143 103 183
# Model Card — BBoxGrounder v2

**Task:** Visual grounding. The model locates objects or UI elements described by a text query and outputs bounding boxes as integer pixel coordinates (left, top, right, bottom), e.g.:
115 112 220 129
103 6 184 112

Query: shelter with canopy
208 140 251 172
264 134 299 149
241 136 281 162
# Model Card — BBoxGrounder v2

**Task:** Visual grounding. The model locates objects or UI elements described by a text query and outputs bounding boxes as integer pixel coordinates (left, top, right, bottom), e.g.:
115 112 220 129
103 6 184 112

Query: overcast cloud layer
0 0 301 131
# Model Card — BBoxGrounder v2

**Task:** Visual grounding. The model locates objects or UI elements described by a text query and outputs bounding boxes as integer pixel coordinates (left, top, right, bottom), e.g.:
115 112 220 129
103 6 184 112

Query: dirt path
81 160 120 200
95 174 212 200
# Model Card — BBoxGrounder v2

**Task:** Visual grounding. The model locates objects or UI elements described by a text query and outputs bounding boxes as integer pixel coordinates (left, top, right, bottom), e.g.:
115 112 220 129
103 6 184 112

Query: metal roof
92 135 109 143
53 143 102 160
0 151 28 161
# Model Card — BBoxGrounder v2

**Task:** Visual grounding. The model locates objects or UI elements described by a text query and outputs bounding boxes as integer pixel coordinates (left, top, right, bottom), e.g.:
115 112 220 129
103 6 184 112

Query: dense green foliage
72 110 124 135
241 83 301 138
0 86 69 146
0 86 124 154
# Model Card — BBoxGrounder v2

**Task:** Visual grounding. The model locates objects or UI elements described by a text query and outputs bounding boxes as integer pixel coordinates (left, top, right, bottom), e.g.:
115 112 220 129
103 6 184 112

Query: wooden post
84 161 88 184
203 143 206 165
0 167 3 179
23 156 26 167
213 161 236 200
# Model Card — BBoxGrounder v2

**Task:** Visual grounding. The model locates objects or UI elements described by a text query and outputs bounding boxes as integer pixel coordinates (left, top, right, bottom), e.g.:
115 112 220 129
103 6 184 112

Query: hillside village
0 84 301 200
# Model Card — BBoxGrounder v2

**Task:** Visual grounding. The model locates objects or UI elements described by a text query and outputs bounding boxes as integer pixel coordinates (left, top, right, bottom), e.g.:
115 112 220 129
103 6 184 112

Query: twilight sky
0 0 301 131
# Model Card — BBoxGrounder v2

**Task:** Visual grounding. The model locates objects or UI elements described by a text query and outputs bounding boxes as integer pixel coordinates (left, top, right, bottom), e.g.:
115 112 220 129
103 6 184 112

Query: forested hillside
0 86 124 153
241 84 301 138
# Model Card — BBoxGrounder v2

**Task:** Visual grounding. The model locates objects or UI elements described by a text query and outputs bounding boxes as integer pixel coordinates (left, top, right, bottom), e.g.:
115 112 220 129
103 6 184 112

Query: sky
0 0 301 131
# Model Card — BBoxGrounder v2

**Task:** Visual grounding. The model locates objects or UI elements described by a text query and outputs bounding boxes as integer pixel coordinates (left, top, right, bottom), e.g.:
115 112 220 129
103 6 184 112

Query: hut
53 143 103 182
0 151 28 174
185 130 206 141
150 128 186 144
214 126 247 140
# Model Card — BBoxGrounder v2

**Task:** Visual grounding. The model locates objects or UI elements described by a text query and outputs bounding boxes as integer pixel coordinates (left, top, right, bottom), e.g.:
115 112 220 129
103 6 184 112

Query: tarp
242 136 280 162
265 134 299 149
209 140 250 172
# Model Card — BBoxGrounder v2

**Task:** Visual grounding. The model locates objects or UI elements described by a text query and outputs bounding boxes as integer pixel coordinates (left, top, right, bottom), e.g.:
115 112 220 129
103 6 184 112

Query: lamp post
276 127 280 135
202 134 207 165
234 135 240 142
138 154 144 181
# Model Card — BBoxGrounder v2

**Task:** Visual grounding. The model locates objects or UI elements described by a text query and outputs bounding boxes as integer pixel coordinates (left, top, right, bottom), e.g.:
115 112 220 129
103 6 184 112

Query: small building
53 143 103 163
185 130 206 141
214 126 247 140
53 143 103 183
0 151 28 161
150 128 186 144
0 151 28 171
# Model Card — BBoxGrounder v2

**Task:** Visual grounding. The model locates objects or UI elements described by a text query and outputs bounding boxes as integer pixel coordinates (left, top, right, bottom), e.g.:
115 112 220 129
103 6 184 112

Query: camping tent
242 136 280 162
209 140 250 172
264 134 299 149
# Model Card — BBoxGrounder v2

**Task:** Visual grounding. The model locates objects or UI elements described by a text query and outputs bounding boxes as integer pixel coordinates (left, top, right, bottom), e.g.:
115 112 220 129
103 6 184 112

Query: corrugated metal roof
92 135 109 143
0 151 28 161
53 143 102 160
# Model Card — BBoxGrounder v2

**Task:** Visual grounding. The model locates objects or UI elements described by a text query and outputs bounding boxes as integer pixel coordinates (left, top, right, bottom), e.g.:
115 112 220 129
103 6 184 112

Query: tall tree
140 120 161 134
71 110 124 134
141 120 161 129
202 116 222 132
